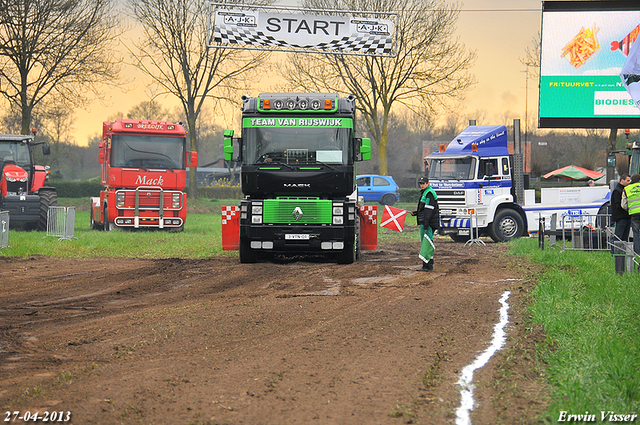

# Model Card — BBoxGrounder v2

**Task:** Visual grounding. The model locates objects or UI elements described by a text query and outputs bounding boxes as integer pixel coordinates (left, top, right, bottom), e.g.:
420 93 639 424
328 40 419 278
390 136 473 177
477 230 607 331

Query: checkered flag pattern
360 205 377 224
214 24 393 55
221 206 239 225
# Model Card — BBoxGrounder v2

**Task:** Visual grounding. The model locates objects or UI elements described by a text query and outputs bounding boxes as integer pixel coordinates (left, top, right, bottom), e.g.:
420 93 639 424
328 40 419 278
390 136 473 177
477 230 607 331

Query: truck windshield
111 135 185 169
428 157 476 181
0 142 32 173
242 126 353 165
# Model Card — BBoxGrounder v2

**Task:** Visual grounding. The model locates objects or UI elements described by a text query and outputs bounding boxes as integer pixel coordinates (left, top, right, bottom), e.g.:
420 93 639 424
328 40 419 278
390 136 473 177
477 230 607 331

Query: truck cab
426 125 527 242
224 93 372 263
91 120 197 231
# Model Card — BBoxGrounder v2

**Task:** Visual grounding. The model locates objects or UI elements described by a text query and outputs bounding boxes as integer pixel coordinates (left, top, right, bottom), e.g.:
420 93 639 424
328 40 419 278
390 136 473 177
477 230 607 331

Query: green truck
224 93 372 263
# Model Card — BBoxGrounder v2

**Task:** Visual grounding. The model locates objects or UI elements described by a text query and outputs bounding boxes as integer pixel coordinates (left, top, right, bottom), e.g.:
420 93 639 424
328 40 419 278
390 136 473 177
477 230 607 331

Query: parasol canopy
543 165 605 181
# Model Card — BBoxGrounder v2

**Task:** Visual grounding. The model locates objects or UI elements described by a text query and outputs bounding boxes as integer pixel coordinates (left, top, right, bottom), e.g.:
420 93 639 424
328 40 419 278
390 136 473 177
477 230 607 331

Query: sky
70 0 543 145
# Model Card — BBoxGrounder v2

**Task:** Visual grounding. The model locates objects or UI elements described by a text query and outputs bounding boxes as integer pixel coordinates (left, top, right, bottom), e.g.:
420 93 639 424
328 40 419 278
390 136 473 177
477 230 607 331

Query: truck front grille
434 190 467 206
263 198 332 224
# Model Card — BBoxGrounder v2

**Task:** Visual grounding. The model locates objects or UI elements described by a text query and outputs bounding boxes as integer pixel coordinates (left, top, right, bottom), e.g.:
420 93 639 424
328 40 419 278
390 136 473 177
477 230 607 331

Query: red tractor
0 132 57 230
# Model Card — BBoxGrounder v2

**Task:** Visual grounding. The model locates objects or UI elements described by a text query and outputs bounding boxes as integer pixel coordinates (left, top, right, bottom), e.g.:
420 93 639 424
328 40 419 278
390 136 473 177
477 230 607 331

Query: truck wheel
239 238 258 263
90 208 101 230
337 238 356 264
488 209 524 242
381 194 397 206
36 189 57 231
596 202 611 228
103 206 113 231
450 234 469 243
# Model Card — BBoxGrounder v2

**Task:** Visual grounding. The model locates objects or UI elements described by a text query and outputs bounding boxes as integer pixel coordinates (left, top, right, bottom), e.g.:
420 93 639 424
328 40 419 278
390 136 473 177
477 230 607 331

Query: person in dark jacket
411 176 439 271
611 173 631 252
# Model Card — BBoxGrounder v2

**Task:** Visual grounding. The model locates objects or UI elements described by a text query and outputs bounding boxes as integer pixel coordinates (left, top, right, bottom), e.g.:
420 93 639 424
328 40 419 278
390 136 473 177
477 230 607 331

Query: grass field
509 238 640 422
0 198 418 258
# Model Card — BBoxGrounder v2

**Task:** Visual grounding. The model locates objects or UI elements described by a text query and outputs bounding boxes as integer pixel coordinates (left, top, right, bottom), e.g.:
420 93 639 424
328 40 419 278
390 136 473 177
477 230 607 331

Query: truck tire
596 202 611 229
239 237 258 263
381 194 397 206
36 189 57 231
337 238 357 264
488 208 524 242
450 234 470 243
90 208 101 230
103 205 113 231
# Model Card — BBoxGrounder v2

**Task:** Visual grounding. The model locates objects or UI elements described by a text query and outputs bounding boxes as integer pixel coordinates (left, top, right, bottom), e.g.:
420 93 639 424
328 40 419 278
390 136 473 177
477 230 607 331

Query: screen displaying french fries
561 26 600 68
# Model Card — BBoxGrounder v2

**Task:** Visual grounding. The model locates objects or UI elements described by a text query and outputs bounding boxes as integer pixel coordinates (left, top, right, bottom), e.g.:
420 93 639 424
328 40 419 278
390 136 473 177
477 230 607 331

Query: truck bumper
1 194 40 227
240 224 355 253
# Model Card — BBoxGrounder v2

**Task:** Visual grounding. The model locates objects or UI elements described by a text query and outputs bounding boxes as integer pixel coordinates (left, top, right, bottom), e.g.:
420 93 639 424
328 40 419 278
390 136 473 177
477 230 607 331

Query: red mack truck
90 119 198 231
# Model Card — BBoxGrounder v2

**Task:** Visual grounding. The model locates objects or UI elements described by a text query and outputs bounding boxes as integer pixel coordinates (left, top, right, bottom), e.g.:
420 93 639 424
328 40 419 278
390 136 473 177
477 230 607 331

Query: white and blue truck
425 125 610 242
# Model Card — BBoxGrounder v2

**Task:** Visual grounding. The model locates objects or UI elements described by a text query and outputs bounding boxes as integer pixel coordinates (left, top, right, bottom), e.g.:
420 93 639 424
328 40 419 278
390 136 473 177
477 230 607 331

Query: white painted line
455 290 511 425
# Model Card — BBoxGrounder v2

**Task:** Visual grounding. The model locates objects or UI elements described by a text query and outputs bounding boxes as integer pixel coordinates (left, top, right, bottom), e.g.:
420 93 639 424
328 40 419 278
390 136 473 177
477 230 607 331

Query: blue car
356 175 400 205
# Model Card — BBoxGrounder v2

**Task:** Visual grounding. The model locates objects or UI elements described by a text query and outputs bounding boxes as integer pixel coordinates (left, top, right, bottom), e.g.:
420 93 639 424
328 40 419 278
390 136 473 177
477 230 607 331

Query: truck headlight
116 192 125 208
172 193 181 208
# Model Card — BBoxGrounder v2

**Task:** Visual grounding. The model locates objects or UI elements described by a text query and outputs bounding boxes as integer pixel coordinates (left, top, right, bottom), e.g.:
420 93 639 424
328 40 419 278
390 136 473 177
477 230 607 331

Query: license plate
457 229 470 236
285 234 310 240
441 209 453 215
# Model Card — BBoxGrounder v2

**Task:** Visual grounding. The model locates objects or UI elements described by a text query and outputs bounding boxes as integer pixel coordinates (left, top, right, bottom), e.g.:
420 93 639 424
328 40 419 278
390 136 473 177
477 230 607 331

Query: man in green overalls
411 176 439 271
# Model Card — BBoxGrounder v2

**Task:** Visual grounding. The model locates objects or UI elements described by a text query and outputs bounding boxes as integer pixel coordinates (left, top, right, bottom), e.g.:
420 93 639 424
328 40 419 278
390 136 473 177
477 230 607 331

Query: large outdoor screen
539 1 640 128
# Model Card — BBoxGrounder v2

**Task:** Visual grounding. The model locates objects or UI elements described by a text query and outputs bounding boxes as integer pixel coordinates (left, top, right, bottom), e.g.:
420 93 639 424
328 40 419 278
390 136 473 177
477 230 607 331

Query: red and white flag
380 205 407 232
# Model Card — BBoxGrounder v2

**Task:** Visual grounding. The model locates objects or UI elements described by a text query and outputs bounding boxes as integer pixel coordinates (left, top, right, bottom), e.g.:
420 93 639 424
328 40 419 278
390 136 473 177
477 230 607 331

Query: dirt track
0 237 549 424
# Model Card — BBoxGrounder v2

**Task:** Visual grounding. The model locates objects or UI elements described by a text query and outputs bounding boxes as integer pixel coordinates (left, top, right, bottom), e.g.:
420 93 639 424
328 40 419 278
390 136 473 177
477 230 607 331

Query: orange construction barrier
359 205 377 251
221 206 240 250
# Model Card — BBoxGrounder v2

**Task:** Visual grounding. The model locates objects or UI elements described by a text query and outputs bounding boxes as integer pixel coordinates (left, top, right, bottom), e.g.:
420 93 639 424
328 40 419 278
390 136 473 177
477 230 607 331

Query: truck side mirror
42 143 50 155
358 138 371 161
485 162 494 178
98 142 105 164
224 129 234 161
607 154 616 168
186 151 198 167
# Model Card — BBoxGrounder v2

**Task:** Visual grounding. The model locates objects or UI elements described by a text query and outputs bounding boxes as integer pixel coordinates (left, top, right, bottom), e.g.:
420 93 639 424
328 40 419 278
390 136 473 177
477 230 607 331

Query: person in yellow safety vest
621 173 640 255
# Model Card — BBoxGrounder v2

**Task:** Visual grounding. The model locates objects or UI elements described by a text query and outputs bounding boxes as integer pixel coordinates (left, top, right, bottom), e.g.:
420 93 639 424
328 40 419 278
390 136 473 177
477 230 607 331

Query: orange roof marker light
263 99 271 109
324 99 332 109
439 144 446 152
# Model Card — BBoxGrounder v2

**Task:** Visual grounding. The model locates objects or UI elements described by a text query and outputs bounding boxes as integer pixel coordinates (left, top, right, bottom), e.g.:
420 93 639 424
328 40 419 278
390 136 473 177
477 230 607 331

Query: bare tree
0 0 121 135
281 0 476 175
128 0 269 198
520 32 540 81
127 101 171 121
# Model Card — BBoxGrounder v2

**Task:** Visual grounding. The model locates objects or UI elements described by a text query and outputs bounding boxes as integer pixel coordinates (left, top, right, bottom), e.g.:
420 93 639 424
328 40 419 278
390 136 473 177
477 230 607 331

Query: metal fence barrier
559 213 613 252
542 212 639 275
0 211 9 249
46 206 77 241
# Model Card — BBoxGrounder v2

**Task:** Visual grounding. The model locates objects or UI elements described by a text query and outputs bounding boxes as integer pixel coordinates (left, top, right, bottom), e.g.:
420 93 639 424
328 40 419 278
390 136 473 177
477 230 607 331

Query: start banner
208 3 397 57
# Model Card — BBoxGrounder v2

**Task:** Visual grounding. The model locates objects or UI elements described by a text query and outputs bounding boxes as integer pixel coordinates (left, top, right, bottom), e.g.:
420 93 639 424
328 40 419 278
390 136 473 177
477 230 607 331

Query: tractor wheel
37 189 57 231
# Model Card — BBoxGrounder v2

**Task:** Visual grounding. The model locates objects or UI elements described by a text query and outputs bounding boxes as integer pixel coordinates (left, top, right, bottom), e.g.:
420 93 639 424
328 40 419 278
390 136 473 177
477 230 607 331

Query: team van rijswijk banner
208 4 396 57
539 0 640 128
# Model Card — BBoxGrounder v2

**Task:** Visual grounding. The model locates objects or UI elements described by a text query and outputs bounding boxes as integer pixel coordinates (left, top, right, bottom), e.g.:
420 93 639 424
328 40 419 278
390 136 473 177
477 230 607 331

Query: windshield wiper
315 161 336 170
260 161 295 170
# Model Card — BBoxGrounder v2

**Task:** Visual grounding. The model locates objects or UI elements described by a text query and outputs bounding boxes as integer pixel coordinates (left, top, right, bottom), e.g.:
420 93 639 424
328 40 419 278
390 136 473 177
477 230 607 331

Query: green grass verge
1 198 236 258
1 198 419 258
509 238 640 422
